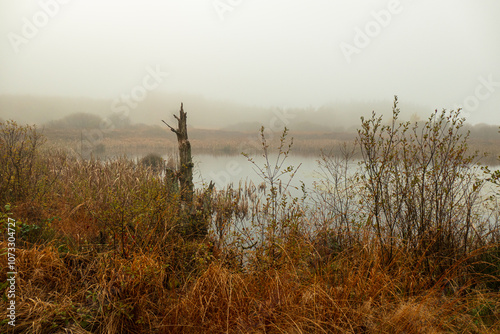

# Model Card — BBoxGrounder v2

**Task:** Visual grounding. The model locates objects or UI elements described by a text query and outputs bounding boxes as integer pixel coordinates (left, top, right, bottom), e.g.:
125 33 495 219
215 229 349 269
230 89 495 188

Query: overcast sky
1 0 499 124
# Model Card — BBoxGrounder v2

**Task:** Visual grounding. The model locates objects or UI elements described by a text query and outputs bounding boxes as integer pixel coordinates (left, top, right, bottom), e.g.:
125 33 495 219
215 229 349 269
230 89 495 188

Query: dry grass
1 120 499 333
2 239 499 333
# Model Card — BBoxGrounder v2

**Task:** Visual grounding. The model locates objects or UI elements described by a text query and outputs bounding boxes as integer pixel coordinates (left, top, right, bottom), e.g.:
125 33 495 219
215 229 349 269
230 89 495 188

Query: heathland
1 98 500 333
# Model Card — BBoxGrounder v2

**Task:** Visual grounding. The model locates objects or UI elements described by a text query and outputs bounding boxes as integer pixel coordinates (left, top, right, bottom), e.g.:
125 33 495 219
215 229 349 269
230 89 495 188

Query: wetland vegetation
1 98 500 333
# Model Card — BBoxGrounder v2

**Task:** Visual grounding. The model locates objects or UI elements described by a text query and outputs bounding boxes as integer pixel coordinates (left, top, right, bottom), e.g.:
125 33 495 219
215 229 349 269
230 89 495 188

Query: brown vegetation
1 99 500 333
39 118 500 166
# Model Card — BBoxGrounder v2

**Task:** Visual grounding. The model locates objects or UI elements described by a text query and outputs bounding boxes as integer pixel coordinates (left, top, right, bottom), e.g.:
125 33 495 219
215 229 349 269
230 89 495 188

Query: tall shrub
357 97 484 264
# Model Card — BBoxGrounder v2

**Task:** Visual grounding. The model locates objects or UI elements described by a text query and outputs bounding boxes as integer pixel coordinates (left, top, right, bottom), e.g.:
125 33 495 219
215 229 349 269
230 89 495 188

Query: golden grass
2 238 499 333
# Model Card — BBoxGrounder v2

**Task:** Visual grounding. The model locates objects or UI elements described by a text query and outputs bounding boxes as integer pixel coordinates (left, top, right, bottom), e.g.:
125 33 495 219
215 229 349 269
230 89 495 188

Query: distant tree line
46 112 131 130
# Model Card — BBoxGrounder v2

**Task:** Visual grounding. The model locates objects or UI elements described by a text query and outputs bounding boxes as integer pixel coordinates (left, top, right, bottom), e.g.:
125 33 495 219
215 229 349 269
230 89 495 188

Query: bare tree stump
163 103 214 239
163 103 194 204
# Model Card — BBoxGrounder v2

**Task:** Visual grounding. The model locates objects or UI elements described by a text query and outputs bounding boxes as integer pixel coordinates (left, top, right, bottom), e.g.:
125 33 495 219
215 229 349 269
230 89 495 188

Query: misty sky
1 0 499 124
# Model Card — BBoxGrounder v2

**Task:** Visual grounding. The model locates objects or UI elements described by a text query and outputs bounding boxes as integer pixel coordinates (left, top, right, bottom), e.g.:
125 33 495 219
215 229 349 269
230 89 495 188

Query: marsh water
191 154 321 191
189 154 499 195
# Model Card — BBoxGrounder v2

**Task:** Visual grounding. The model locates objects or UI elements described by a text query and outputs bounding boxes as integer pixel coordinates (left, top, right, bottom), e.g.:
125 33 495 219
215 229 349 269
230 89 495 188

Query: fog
1 0 499 127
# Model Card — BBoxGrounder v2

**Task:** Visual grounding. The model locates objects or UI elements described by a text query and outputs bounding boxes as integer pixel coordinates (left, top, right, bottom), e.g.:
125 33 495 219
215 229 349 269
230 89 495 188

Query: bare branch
162 120 179 135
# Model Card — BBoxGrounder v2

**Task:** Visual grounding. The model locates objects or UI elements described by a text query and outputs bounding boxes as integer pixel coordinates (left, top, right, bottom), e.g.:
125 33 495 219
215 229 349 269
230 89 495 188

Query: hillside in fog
1 93 435 132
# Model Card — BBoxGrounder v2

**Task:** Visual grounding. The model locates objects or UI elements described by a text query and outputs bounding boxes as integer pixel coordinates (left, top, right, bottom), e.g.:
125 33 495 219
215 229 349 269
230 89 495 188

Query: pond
189 153 500 193
190 153 322 192
157 153 500 228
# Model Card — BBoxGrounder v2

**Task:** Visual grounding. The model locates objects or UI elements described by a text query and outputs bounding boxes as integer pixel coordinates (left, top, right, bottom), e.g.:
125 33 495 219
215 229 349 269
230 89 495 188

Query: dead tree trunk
163 103 213 239
162 103 194 204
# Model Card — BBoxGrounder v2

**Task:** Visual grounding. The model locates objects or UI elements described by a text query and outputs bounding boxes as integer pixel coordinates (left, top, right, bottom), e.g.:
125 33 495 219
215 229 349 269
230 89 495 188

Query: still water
161 153 499 227
182 154 500 195
191 154 321 192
